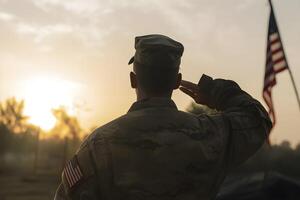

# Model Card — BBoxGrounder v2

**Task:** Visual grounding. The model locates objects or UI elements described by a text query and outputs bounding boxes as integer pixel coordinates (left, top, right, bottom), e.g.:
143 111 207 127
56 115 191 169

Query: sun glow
21 77 80 131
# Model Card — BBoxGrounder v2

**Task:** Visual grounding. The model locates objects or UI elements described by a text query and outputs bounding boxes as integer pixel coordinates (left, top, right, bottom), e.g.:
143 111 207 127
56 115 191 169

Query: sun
21 77 80 131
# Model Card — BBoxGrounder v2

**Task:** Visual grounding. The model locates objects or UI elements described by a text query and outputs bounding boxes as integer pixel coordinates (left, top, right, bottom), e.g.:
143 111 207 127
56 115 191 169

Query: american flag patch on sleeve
63 156 83 188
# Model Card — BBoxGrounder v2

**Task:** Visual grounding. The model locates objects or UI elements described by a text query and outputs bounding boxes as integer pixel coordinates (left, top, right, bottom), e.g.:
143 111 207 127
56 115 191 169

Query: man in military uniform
54 34 272 200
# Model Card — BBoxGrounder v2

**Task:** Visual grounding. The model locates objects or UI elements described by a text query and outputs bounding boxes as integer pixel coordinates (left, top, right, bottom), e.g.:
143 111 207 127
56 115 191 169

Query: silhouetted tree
0 98 31 156
51 107 83 158
0 123 11 159
0 97 28 133
51 107 82 140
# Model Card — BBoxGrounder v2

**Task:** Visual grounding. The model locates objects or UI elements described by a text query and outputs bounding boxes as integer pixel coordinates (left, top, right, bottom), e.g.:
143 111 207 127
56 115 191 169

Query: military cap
128 34 184 68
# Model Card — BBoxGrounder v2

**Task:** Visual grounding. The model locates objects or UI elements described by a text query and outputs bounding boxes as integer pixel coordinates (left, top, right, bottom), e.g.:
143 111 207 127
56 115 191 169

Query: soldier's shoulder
82 113 134 143
177 110 198 119
176 110 205 126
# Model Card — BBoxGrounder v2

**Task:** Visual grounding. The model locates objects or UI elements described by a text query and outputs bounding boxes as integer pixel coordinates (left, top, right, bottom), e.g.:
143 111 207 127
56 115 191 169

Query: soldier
54 34 272 200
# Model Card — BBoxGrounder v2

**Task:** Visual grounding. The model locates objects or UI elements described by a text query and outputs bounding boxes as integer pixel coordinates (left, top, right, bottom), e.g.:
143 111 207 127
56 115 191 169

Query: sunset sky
0 0 299 145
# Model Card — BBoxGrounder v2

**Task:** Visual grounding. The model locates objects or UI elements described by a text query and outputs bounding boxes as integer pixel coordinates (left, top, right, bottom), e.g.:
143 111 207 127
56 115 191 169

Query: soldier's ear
174 73 182 89
130 72 137 88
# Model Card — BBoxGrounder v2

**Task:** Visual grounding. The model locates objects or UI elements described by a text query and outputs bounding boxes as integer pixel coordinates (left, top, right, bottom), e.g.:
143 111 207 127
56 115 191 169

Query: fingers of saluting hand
179 87 197 99
180 80 198 92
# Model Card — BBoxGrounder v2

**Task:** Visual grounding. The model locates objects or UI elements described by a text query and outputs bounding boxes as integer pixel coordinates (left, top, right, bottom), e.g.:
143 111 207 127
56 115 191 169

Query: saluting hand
179 80 208 105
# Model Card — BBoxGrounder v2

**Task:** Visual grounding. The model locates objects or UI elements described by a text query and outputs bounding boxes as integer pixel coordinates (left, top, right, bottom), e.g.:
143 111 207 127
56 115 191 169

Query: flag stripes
263 7 288 125
63 156 83 188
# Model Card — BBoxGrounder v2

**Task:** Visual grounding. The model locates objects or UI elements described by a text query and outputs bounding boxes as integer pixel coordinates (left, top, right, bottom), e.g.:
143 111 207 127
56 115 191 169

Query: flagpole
268 0 300 111
287 69 300 111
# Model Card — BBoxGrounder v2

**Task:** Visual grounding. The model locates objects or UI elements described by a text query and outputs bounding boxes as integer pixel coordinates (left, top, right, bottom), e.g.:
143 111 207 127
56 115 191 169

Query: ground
0 172 60 200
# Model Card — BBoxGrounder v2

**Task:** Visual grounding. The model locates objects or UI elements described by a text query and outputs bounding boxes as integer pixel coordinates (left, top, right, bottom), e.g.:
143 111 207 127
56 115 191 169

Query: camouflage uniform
55 74 272 200
55 34 271 200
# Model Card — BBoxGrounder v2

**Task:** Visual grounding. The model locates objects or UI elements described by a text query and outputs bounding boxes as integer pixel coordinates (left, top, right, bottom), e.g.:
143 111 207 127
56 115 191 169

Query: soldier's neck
136 89 172 101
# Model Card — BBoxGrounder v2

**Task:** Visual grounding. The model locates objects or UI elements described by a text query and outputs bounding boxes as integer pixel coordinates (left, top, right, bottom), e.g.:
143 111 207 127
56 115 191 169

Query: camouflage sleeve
54 183 69 200
197 74 272 168
54 144 100 200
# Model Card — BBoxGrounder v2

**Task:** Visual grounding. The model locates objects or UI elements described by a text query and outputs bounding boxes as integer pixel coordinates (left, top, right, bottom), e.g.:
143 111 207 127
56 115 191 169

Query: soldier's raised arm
180 74 272 168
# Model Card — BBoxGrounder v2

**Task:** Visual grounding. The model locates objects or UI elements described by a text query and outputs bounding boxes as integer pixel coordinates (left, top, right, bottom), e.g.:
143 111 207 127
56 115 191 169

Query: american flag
263 5 288 125
63 156 83 188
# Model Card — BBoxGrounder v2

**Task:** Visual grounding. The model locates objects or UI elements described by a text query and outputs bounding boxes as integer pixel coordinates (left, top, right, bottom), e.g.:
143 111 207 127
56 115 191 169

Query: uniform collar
128 97 178 113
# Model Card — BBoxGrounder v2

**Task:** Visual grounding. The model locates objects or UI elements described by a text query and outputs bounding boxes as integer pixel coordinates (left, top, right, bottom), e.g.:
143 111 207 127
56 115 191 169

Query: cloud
236 0 257 10
32 0 101 14
0 0 265 54
0 11 15 21
17 23 73 43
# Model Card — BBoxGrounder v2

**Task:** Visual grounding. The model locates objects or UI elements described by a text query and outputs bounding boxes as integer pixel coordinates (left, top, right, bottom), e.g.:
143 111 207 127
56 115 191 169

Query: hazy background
1 1 300 199
0 0 299 145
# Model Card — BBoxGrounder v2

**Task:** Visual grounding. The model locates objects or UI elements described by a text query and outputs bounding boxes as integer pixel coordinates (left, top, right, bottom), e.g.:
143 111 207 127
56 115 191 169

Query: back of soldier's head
128 34 184 95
